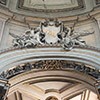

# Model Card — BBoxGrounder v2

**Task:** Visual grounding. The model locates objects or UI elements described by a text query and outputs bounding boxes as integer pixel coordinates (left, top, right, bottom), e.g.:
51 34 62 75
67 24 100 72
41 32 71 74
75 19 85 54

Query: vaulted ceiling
7 68 99 100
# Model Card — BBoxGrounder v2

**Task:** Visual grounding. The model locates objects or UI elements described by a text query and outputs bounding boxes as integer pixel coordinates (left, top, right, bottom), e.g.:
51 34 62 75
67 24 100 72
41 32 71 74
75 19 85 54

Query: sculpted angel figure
23 30 39 47
9 29 39 48
62 27 94 50
9 33 25 47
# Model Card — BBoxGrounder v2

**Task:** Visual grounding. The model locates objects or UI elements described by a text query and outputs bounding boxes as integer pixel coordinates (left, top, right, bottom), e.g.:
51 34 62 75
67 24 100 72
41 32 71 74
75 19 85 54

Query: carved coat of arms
10 19 94 50
40 20 62 44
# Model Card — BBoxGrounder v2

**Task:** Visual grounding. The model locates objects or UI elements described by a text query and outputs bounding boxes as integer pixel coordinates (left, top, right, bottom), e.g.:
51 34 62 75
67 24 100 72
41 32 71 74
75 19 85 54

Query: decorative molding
0 45 100 55
18 0 85 13
0 60 100 79
9 19 94 50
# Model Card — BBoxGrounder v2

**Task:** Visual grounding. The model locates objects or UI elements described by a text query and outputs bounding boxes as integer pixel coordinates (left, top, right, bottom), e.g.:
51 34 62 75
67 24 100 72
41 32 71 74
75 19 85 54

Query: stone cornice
0 45 100 55
0 46 99 73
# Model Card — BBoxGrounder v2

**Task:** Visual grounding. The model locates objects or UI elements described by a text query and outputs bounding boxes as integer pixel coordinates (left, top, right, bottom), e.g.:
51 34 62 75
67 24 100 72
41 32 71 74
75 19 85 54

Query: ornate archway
0 46 100 100
0 20 99 100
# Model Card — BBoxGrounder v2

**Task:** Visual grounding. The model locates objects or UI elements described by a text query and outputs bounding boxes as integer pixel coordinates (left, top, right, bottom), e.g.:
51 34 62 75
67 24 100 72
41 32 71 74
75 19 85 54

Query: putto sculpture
10 19 94 50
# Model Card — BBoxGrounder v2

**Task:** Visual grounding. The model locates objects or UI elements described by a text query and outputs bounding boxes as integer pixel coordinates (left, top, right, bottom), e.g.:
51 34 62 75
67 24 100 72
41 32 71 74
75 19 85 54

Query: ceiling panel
18 0 84 12
23 0 78 9
32 81 71 91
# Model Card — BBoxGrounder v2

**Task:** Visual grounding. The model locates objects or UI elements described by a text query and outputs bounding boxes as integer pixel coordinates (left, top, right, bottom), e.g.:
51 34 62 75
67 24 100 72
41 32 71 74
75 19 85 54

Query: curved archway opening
3 60 99 100
0 47 99 100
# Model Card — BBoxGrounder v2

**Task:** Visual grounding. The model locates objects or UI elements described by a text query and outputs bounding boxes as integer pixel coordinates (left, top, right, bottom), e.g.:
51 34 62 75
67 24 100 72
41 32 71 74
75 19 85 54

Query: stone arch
0 47 100 73
0 47 99 100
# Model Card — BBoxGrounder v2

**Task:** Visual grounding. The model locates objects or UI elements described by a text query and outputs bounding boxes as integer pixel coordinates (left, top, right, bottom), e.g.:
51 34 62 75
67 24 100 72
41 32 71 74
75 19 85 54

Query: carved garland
0 60 100 79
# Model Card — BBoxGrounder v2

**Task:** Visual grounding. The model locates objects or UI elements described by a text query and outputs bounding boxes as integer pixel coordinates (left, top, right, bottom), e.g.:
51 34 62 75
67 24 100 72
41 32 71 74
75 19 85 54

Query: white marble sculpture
10 19 94 50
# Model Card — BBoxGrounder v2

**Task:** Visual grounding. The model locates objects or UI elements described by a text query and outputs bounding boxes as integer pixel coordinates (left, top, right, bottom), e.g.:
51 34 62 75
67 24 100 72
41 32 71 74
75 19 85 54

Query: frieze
0 60 100 79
